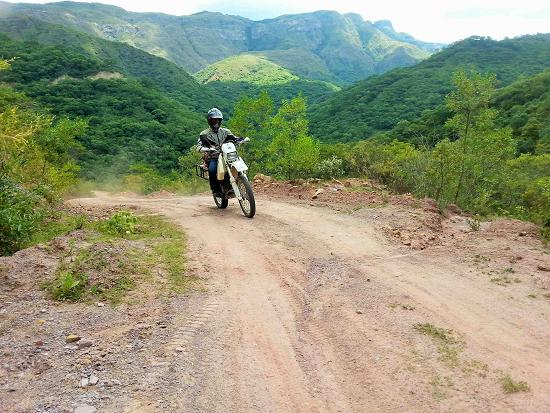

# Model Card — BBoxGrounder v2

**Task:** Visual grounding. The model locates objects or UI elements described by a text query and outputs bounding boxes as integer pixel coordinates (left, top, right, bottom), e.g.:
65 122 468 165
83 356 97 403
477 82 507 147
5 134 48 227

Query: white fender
231 159 248 172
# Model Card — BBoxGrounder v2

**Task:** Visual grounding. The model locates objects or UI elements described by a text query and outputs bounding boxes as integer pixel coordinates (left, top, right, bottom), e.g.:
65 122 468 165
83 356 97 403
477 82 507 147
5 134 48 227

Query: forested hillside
0 32 208 177
0 2 442 84
310 34 550 142
384 69 550 154
0 16 222 113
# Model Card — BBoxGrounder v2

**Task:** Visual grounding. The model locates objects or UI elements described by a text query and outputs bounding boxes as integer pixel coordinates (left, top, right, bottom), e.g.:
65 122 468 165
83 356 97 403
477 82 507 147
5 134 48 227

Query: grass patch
102 210 138 236
43 211 192 305
430 375 454 400
461 360 489 377
490 275 515 285
24 212 88 248
46 271 88 301
473 254 490 263
415 323 455 342
500 374 530 394
89 275 136 305
414 322 464 367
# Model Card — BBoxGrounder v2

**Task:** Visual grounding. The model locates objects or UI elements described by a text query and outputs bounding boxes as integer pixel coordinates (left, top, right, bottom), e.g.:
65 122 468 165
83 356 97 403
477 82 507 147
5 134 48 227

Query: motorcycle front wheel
213 193 228 209
237 175 256 218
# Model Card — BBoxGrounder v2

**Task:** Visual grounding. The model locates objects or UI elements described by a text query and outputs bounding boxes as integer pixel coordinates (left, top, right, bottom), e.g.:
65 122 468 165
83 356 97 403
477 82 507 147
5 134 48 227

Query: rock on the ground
312 189 324 200
254 174 273 184
74 404 97 413
65 334 81 343
89 374 99 385
77 340 93 349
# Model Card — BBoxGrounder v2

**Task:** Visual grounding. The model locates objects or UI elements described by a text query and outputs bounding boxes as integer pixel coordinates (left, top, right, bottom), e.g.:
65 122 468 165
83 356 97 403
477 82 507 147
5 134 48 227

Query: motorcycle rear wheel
213 193 228 209
237 175 256 218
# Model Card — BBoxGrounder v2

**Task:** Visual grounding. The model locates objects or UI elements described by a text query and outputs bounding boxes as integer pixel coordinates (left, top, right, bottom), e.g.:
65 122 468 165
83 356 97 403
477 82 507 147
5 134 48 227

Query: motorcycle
196 137 256 218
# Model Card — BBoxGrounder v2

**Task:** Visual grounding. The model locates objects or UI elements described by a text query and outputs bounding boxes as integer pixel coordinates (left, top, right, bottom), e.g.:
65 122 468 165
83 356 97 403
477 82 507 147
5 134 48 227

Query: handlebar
198 137 250 152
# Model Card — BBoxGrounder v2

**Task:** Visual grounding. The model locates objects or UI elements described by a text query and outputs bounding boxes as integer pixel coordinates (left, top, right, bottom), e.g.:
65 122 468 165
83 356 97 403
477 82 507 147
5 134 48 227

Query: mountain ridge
0 1 444 84
309 33 550 142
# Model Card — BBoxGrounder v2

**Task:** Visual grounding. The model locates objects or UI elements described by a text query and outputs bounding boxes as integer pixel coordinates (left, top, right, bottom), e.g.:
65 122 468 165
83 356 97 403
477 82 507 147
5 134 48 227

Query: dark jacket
197 127 238 160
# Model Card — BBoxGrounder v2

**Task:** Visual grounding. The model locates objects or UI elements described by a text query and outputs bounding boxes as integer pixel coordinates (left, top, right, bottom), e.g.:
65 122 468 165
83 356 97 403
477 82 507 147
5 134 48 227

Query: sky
5 0 550 43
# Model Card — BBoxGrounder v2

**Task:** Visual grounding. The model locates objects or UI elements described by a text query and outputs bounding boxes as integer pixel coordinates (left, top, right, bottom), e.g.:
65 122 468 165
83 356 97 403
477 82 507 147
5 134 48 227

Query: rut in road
73 193 550 413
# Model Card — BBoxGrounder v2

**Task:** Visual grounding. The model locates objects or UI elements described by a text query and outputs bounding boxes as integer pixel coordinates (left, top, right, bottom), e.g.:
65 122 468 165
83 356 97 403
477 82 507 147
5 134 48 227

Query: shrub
47 271 88 301
104 211 138 236
500 375 530 394
0 177 46 255
317 155 344 179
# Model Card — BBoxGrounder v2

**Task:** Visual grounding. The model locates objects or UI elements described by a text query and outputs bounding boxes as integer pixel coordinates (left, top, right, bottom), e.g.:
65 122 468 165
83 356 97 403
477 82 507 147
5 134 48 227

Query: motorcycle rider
197 108 239 197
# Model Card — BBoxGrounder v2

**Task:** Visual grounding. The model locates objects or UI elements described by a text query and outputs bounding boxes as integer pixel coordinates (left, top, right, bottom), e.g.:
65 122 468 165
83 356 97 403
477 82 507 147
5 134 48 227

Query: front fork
226 164 243 201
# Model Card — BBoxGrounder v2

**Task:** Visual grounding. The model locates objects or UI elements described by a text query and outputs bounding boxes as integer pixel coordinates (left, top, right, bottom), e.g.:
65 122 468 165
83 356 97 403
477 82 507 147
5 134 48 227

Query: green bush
104 211 138 236
351 140 422 192
0 177 46 255
47 271 88 301
317 155 345 179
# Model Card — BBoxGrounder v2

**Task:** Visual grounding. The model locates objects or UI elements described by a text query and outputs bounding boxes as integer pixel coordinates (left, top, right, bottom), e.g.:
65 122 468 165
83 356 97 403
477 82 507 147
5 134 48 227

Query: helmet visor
208 117 222 127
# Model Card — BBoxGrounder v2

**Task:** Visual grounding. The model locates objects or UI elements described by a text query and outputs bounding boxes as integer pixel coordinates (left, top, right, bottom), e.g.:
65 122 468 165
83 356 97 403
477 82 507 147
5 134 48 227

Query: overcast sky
6 0 550 43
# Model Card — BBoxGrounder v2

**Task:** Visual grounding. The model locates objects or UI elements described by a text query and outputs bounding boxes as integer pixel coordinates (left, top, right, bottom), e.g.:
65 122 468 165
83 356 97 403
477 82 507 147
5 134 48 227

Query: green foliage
25 213 87 248
436 70 516 210
0 177 45 255
104 211 138 236
500 375 530 394
317 156 345 179
498 154 550 232
311 34 550 142
228 91 275 177
317 70 547 235
0 33 206 177
47 271 88 301
351 140 423 193
493 70 550 154
414 323 455 343
268 96 320 179
196 54 299 85
0 74 84 255
207 79 338 111
0 5 439 84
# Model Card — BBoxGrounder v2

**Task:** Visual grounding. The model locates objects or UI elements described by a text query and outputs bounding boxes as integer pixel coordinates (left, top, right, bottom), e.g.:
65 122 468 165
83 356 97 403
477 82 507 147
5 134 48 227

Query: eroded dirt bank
1 191 549 412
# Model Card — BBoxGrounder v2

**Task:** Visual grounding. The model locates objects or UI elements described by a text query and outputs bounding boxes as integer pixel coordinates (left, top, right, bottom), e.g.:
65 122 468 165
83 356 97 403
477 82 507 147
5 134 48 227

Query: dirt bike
196 137 256 218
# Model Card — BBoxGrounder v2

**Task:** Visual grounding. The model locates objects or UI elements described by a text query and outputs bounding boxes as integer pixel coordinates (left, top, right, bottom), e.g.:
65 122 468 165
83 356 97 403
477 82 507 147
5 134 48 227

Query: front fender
230 159 248 173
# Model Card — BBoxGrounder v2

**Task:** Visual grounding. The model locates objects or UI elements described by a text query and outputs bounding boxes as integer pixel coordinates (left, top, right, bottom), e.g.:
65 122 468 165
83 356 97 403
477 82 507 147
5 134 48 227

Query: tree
268 95 320 179
435 70 516 210
228 91 274 176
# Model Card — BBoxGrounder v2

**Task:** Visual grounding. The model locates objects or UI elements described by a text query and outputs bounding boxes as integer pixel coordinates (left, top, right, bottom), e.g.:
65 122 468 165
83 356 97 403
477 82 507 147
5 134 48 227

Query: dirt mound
485 218 541 236
146 190 175 199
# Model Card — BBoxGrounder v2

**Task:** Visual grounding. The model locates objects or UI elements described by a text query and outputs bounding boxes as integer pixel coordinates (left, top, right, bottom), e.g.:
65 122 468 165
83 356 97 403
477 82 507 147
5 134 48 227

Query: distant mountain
0 16 337 108
0 2 443 84
0 16 221 114
309 34 550 142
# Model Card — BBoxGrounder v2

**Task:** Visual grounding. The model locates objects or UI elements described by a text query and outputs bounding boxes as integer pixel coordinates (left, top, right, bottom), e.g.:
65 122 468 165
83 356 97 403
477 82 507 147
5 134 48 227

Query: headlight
226 151 238 162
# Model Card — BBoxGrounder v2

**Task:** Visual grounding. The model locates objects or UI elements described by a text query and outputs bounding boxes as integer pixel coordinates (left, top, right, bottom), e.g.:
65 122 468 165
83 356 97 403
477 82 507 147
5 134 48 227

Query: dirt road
61 192 549 413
